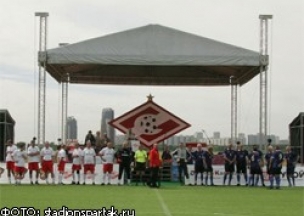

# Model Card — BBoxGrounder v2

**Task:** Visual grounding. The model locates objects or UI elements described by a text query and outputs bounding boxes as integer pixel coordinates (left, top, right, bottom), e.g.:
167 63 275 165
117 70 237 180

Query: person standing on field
12 143 27 185
5 139 17 184
40 141 55 185
71 142 83 185
99 142 116 185
82 140 96 185
27 139 40 185
134 144 148 186
57 144 67 185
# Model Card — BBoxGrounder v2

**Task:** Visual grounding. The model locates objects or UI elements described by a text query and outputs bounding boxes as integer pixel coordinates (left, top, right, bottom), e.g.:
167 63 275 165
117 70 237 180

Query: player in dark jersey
284 145 299 187
223 143 236 186
269 146 284 189
264 145 273 181
248 147 261 186
115 141 133 185
203 146 215 186
235 142 248 186
192 144 205 185
254 145 265 186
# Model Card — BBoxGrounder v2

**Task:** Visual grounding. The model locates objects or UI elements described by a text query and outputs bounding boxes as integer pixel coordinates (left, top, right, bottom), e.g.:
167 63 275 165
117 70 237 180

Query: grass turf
0 183 303 216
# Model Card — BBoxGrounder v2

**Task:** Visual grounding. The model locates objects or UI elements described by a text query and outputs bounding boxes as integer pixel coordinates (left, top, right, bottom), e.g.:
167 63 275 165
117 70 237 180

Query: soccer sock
8 176 11 184
248 175 252 185
260 174 265 185
102 173 106 183
127 179 131 184
287 176 291 186
194 174 198 184
244 174 248 183
255 175 259 186
292 176 295 186
275 175 280 187
58 173 63 184
223 174 227 184
228 173 232 185
107 173 111 184
205 173 208 185
269 175 274 187
201 173 204 184
237 174 240 183
210 174 214 185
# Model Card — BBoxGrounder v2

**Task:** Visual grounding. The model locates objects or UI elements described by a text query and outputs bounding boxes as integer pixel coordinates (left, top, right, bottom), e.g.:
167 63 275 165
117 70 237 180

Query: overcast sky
0 0 303 143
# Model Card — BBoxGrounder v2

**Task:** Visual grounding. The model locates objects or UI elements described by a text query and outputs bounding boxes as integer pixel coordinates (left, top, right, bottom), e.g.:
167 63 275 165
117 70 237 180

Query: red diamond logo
109 98 191 148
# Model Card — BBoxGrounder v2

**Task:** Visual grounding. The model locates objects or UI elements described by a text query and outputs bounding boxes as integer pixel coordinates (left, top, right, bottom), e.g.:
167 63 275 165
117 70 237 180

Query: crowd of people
1 135 299 189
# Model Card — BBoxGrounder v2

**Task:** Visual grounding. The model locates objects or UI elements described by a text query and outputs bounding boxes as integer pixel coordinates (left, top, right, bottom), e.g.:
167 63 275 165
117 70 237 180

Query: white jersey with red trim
83 148 96 164
6 145 17 162
13 149 27 167
40 147 54 161
27 146 40 163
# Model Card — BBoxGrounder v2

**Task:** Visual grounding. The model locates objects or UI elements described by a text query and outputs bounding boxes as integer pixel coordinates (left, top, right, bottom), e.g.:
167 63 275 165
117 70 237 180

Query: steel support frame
259 15 272 150
230 76 237 145
35 12 48 145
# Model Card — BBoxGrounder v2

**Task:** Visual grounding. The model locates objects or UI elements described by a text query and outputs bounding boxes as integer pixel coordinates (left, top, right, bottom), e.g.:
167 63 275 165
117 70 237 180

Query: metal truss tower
259 15 272 150
35 12 49 145
58 43 69 145
230 76 237 145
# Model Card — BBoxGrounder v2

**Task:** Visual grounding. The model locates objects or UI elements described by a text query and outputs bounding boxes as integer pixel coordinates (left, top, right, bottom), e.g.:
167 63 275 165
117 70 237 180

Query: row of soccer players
1 140 131 184
221 143 299 189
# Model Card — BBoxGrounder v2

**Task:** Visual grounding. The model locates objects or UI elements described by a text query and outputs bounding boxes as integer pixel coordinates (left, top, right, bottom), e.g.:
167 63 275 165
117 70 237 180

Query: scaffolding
259 15 272 150
35 12 48 145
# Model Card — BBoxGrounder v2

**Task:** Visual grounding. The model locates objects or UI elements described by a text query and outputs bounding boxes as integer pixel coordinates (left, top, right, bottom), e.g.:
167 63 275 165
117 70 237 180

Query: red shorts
84 164 95 174
72 164 81 171
103 163 113 173
28 162 39 171
15 166 25 174
42 160 53 173
6 161 15 170
57 161 66 172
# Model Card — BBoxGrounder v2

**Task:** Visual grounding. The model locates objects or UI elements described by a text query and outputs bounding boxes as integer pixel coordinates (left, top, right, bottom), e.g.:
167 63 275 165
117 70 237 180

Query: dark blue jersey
192 150 204 166
186 150 194 164
236 150 248 165
249 151 261 168
265 152 272 165
285 151 298 168
224 149 236 164
202 151 213 167
270 150 283 169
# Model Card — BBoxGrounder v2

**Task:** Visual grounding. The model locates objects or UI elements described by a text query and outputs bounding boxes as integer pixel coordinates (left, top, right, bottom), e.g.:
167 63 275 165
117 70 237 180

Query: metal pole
35 12 49 145
259 15 272 151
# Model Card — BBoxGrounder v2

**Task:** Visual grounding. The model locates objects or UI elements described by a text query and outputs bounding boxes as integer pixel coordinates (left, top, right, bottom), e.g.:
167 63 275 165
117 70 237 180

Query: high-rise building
213 132 220 139
67 116 77 140
101 108 115 142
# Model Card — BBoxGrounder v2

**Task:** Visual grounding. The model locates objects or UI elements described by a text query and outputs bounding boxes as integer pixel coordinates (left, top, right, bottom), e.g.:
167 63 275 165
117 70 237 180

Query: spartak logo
109 95 191 148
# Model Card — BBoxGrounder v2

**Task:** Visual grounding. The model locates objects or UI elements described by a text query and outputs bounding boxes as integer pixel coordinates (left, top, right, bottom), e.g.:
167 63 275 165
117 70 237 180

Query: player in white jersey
71 142 83 185
57 144 67 185
5 139 17 184
27 140 40 184
40 141 55 184
12 143 27 185
99 142 116 185
82 140 96 185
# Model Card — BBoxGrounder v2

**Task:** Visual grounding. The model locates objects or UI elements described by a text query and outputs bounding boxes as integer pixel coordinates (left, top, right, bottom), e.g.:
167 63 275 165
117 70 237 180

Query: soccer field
0 184 303 216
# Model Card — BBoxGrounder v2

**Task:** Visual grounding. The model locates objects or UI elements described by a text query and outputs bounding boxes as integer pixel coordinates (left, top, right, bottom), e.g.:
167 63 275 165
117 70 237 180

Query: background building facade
101 108 115 142
67 116 77 140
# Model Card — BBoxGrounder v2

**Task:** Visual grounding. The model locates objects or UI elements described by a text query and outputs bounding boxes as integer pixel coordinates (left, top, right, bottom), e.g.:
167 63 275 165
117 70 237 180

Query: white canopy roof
40 24 266 86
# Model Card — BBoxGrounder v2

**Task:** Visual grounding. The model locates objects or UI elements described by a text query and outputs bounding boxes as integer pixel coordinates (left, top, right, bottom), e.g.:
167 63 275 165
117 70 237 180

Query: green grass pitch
0 183 303 216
